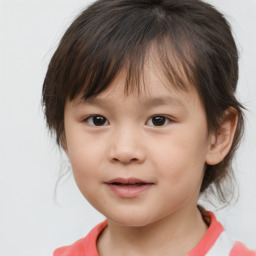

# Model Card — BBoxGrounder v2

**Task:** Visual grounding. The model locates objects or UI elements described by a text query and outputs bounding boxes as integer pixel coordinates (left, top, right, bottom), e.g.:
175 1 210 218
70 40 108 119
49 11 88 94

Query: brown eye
147 116 170 126
85 115 109 126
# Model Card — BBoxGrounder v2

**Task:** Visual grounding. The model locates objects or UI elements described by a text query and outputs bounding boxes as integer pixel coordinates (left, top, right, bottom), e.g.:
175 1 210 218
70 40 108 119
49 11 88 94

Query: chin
106 211 157 227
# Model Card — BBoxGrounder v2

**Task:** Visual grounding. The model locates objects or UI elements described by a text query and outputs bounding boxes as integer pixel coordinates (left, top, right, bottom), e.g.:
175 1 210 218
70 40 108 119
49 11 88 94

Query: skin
63 62 237 255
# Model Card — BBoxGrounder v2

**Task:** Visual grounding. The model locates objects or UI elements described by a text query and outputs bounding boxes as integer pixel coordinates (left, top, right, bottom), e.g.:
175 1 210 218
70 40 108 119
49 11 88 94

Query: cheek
66 128 107 169
151 128 208 186
68 146 103 205
66 133 113 199
156 146 205 209
69 144 101 181
65 135 102 188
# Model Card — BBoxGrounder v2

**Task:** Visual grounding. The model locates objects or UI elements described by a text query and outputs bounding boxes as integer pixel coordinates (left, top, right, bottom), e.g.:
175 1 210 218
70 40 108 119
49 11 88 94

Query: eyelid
83 114 109 127
146 115 174 127
82 114 174 127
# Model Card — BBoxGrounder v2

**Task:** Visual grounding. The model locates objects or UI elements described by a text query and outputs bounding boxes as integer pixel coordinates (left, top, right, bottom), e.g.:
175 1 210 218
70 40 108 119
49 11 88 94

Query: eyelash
84 115 109 127
147 115 171 126
83 115 173 127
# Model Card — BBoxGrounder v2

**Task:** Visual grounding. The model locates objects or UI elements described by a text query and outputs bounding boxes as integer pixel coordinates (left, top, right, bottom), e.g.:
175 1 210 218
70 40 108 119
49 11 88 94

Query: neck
97 206 208 256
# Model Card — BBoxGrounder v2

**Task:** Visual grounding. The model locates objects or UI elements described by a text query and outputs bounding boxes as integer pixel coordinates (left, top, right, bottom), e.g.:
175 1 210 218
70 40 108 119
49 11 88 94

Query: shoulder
230 241 256 256
206 211 256 256
53 220 108 256
188 210 256 256
53 237 87 256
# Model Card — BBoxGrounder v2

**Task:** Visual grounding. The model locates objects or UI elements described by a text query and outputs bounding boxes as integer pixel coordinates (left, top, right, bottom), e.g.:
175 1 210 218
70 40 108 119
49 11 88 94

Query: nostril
112 157 139 164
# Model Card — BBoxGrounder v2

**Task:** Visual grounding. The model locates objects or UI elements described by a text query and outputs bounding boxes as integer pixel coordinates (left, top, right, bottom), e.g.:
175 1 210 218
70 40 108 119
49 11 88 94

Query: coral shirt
54 212 255 256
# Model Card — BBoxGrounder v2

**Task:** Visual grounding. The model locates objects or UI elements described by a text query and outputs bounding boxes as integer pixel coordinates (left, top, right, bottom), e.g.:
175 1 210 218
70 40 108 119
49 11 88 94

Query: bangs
59 5 196 102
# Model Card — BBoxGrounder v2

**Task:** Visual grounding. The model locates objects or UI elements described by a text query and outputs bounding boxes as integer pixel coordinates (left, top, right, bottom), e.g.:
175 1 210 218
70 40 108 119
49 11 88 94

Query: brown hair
42 0 244 204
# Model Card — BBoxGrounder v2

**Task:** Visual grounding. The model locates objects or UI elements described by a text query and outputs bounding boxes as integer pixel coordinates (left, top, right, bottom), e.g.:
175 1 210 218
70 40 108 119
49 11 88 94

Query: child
42 0 256 255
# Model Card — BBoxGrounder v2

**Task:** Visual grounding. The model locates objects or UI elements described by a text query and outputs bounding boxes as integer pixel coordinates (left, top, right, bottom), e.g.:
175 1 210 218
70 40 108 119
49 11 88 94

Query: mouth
105 177 153 186
110 183 147 187
104 178 154 198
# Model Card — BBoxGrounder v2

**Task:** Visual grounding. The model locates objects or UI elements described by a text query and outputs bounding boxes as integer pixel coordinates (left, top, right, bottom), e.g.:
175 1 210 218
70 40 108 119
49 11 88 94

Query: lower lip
106 184 153 198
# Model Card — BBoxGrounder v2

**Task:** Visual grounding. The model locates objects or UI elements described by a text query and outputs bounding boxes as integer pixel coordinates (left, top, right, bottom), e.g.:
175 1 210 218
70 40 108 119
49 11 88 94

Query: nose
108 126 146 165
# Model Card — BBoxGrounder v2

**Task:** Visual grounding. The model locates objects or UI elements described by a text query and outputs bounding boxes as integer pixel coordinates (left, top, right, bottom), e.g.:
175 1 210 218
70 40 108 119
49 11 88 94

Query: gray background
0 0 255 255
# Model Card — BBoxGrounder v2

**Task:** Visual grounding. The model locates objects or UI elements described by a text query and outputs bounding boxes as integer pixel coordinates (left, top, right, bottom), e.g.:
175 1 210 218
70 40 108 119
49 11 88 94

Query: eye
84 115 109 126
146 115 171 127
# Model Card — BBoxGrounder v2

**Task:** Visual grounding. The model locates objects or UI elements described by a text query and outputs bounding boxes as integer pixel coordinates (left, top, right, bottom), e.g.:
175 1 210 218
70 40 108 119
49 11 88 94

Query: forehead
72 62 200 112
78 44 196 99
68 39 196 105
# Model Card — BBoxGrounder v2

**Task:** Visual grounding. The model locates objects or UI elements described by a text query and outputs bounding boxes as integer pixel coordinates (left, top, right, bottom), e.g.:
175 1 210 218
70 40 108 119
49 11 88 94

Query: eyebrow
76 96 185 109
141 96 185 108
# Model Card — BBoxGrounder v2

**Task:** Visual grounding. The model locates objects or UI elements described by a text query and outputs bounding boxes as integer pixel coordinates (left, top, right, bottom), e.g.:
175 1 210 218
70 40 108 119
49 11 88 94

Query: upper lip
105 177 153 185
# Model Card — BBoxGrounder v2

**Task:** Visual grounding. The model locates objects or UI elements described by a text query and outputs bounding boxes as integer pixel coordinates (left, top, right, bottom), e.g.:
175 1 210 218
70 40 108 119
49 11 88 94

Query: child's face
64 64 214 227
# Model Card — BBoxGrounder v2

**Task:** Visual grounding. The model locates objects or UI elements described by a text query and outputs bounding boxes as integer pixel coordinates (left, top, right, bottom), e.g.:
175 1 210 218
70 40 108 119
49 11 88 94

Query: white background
0 0 255 255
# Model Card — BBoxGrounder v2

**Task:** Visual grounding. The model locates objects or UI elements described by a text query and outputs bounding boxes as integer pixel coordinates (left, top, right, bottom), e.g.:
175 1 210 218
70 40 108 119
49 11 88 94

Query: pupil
152 116 165 126
93 116 106 126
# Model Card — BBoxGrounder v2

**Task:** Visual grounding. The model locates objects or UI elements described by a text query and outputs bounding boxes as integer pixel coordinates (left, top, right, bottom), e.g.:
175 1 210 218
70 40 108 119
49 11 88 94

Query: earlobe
205 108 238 165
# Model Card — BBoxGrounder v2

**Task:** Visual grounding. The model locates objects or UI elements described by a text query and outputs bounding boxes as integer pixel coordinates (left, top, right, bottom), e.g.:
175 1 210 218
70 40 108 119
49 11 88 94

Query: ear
205 108 238 165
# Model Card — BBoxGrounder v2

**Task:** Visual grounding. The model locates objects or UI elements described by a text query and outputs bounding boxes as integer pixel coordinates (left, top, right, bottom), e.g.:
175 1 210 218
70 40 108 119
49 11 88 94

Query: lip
104 177 154 198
